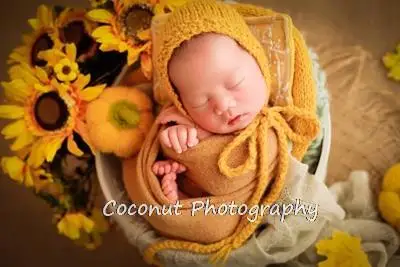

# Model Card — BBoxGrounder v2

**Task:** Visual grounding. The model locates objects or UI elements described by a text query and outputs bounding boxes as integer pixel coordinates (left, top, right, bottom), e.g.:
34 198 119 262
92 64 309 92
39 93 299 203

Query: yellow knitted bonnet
145 0 321 266
154 0 271 114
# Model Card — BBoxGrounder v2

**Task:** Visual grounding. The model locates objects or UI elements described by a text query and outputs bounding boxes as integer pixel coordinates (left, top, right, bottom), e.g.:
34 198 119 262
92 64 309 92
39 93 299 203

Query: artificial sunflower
86 0 153 67
56 7 98 62
7 5 63 68
0 64 106 169
0 156 62 194
38 43 80 83
2 156 46 188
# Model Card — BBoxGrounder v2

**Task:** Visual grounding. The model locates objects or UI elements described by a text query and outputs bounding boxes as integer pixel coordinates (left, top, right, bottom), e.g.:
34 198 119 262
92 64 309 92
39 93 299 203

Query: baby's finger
177 126 188 152
164 164 171 174
171 161 179 172
187 127 199 147
160 129 172 148
159 166 165 175
168 127 182 153
177 164 186 173
152 164 159 174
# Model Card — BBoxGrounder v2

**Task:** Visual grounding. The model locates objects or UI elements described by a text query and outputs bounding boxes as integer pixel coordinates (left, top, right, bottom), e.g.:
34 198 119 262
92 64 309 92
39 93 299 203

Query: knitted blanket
122 112 276 244
117 157 399 267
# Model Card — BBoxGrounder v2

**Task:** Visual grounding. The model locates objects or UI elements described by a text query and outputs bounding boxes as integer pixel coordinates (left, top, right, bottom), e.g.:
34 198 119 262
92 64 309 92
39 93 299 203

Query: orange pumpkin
86 86 154 158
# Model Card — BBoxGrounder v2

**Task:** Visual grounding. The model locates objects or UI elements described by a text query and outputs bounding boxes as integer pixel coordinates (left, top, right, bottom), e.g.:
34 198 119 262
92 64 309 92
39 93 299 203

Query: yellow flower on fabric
382 43 400 82
0 64 105 168
315 230 371 267
57 213 95 240
1 156 54 191
54 58 79 82
86 0 153 65
8 5 62 68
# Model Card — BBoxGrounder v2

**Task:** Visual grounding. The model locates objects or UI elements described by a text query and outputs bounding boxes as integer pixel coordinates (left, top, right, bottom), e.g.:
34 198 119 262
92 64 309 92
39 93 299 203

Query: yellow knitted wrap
144 0 320 266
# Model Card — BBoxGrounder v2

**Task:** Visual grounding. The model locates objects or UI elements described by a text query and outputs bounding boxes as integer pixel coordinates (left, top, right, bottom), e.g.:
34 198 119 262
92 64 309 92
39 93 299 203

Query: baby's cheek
240 89 266 110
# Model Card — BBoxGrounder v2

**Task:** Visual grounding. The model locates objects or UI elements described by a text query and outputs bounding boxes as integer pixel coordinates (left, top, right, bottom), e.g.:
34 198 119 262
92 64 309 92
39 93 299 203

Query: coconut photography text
103 198 319 222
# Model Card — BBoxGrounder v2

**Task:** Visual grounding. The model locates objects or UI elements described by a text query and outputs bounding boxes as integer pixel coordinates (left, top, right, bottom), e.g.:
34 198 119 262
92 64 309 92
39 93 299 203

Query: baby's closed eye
190 97 209 108
227 76 245 91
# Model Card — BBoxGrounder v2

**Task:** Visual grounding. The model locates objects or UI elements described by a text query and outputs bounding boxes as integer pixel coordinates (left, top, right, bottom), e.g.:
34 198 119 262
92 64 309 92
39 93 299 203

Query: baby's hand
160 125 199 153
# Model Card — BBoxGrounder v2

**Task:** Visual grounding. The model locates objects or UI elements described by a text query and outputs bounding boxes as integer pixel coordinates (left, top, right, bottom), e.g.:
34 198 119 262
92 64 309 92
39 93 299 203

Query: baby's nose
213 97 236 115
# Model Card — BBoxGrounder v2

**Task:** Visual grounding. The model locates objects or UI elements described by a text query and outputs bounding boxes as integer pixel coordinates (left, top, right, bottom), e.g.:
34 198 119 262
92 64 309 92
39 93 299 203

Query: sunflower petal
35 67 50 83
80 84 106 101
24 167 35 188
1 156 25 183
28 141 46 168
1 120 27 139
37 49 64 66
81 215 95 233
57 214 81 240
74 74 91 90
51 79 68 95
66 43 77 62
127 48 141 65
34 83 52 93
8 52 29 65
11 131 35 151
18 67 40 87
37 5 53 28
117 42 128 52
44 136 65 162
86 9 114 24
0 105 25 119
99 43 119 52
91 25 114 39
67 135 84 156
28 18 39 30
1 80 30 102
137 29 151 41
8 64 26 80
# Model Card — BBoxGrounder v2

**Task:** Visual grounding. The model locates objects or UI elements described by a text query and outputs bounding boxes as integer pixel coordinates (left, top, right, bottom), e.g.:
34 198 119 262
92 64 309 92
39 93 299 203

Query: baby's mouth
228 114 242 125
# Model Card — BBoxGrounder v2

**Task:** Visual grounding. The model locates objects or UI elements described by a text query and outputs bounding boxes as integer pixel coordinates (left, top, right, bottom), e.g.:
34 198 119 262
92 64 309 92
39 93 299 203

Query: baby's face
168 33 268 134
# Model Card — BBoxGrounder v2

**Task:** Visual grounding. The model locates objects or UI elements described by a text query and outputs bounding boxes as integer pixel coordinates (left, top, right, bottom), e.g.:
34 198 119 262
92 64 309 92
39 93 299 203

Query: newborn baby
152 32 278 203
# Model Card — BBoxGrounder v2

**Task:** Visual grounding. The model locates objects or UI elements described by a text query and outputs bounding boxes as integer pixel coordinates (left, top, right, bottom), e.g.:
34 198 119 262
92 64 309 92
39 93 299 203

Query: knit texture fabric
137 0 321 265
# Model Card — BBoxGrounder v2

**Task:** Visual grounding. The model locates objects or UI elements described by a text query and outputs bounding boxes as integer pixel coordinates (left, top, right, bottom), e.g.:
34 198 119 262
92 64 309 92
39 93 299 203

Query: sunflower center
31 34 54 67
109 100 140 129
123 5 153 42
60 21 94 58
62 65 71 75
34 91 70 131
